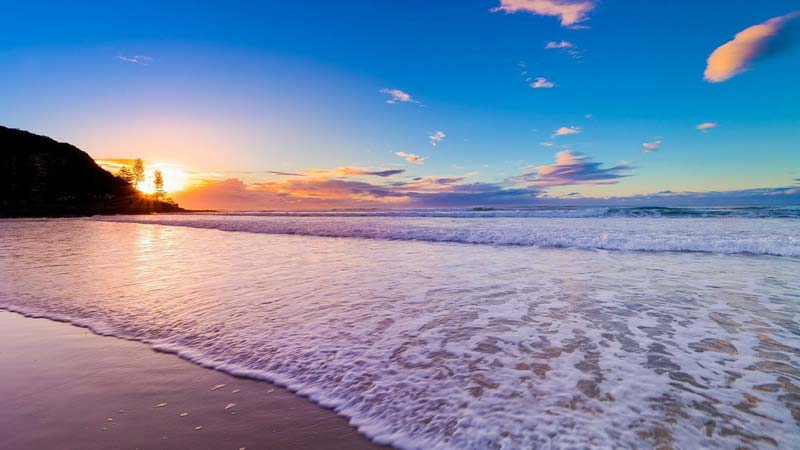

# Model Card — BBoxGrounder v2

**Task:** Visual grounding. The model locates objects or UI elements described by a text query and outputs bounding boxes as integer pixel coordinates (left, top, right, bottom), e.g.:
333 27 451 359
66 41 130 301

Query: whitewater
94 207 800 256
1 210 799 449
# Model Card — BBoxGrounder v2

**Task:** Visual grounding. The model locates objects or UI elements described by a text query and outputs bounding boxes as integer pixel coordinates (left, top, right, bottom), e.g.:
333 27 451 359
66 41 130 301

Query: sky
1 0 799 209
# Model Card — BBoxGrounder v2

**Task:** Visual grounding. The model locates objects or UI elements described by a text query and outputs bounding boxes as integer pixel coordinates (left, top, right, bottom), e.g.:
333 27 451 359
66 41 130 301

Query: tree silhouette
153 169 165 200
131 158 145 188
117 166 134 184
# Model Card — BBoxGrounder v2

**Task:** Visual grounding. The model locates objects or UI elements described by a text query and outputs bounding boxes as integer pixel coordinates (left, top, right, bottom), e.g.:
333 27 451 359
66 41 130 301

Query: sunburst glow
136 162 189 194
95 159 193 194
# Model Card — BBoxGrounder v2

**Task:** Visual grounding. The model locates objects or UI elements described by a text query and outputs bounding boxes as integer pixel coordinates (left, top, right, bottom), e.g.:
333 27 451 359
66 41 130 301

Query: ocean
1 207 799 449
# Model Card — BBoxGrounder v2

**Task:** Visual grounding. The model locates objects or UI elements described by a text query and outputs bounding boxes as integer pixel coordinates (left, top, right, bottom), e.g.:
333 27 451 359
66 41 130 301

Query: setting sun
136 162 189 194
95 159 192 194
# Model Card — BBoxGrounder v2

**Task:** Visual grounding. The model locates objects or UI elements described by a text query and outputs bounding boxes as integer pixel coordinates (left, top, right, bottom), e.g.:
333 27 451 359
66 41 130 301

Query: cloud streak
172 177 800 211
165 160 800 211
696 122 719 132
307 167 406 178
116 55 153 65
395 151 427 165
380 88 419 104
704 12 799 82
492 0 596 27
267 170 305 176
172 177 543 210
509 151 632 187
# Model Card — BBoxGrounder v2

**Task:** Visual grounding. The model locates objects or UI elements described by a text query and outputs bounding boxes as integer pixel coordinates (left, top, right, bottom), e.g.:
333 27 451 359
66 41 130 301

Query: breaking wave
197 206 800 219
95 212 800 257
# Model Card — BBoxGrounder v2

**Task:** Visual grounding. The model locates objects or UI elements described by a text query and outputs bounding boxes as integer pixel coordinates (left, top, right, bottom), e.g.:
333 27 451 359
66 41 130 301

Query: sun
136 162 190 194
96 158 201 195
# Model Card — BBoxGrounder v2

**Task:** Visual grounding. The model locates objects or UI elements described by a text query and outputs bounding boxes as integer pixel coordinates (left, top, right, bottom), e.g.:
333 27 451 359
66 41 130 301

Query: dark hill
0 125 184 217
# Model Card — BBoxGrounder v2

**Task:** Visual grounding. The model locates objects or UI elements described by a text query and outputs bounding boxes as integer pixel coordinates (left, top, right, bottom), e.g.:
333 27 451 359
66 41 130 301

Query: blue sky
1 1 798 208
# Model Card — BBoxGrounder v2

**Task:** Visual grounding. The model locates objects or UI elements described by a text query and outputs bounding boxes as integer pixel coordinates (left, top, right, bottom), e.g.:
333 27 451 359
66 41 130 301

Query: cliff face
0 126 183 217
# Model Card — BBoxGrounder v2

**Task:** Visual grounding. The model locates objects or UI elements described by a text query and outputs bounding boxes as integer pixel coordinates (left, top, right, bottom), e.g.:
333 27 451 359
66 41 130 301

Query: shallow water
1 216 799 449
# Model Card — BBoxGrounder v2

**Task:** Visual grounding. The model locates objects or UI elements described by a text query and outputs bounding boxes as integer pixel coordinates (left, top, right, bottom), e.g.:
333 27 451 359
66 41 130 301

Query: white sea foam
1 219 799 449
94 213 800 256
204 206 800 219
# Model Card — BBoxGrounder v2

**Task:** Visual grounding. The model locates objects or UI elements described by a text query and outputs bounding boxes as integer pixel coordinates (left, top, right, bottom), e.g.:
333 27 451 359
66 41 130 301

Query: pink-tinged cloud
306 167 406 178
395 151 427 164
172 178 409 210
531 77 556 88
492 0 596 27
393 176 467 192
552 125 581 137
545 40 575 49
509 150 632 186
704 12 799 82
696 122 719 132
380 88 418 104
172 177 800 210
641 139 662 153
172 177 543 210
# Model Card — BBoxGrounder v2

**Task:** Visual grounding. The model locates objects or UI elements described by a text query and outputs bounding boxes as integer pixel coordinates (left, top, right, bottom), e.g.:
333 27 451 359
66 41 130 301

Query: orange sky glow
95 159 202 195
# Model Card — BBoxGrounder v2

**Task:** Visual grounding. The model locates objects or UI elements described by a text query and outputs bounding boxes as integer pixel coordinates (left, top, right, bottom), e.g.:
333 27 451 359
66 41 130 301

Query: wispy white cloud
380 88 419 104
492 0 596 27
641 139 662 153
116 55 153 65
429 130 446 146
531 77 556 88
704 12 799 82
395 151 427 165
545 40 581 58
518 60 533 84
696 122 719 132
552 126 581 137
545 40 574 49
540 141 554 147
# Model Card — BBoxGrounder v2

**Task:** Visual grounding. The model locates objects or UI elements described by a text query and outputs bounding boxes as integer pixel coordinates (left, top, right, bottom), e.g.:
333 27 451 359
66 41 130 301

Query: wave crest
95 213 800 257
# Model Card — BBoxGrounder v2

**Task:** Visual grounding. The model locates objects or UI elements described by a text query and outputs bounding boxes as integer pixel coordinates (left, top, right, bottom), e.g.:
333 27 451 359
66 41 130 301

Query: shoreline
0 310 389 450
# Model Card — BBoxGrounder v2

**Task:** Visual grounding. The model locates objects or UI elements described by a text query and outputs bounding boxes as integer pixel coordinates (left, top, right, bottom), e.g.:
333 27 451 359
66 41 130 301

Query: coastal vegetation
0 125 183 217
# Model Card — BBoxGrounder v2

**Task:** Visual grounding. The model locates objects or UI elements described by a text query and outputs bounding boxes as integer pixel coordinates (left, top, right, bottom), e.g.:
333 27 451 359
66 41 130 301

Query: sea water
1 207 799 449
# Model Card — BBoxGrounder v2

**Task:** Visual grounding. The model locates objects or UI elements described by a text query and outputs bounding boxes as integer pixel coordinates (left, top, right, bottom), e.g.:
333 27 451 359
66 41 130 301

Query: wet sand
0 311 389 450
